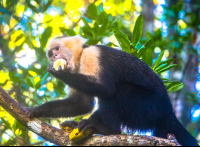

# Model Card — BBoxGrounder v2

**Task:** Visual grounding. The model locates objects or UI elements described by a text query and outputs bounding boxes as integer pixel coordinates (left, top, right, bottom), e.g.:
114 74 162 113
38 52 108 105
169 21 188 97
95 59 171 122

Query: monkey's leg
78 109 121 135
69 111 121 142
27 92 94 118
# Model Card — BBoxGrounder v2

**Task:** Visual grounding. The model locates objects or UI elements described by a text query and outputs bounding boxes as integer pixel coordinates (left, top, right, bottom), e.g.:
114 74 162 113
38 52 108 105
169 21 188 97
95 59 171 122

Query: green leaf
97 18 108 36
26 77 35 88
156 64 177 74
9 72 15 81
65 29 76 36
88 3 97 20
167 81 184 92
13 120 23 132
1 117 12 130
111 26 129 40
82 26 93 37
27 1 37 13
114 33 129 52
129 43 137 56
142 49 153 67
40 27 52 48
35 73 49 89
82 16 92 25
132 15 143 47
15 34 23 42
42 0 53 12
161 78 171 83
158 58 175 66
106 42 119 47
137 39 154 57
35 81 42 90
154 58 175 71
111 26 130 52
153 51 165 70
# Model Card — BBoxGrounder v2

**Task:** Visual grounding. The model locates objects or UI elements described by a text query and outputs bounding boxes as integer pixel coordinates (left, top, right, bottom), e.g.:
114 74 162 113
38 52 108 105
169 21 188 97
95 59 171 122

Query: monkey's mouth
53 58 70 71
61 58 68 65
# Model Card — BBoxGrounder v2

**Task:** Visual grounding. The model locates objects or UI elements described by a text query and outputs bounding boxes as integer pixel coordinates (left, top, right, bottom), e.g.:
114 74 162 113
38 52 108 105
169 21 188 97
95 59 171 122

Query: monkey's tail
168 114 199 146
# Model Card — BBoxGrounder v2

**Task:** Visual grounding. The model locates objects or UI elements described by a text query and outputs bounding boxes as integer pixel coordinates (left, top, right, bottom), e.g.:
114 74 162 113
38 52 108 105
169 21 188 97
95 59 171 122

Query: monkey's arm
27 91 94 118
48 63 116 99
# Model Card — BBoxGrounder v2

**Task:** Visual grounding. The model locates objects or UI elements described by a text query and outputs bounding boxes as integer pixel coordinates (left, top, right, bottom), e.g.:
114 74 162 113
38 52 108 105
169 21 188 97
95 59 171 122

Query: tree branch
0 86 180 146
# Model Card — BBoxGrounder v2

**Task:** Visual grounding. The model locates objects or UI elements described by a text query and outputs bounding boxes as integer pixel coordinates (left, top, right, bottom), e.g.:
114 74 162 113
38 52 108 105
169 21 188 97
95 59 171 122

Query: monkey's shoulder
79 46 101 77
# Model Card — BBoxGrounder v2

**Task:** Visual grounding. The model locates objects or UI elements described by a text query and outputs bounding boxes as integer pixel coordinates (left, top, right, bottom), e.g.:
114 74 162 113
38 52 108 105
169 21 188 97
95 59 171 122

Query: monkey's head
46 35 87 72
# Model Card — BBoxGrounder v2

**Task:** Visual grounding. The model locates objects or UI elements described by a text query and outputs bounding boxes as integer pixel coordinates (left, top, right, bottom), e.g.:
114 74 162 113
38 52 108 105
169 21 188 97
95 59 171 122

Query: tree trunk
142 0 154 37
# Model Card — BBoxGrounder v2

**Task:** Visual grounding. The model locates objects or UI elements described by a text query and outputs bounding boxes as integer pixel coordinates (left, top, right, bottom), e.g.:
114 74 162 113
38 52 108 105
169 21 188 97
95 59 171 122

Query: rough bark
0 86 180 146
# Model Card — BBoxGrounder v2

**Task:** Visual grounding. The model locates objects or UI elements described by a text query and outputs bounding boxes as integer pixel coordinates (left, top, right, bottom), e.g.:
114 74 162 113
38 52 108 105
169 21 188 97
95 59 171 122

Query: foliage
0 0 199 146
112 15 184 92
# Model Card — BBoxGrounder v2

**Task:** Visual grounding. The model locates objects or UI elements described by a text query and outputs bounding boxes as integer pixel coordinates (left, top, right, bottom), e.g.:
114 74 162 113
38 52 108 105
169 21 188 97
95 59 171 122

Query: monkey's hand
48 63 63 78
26 107 41 119
48 62 70 78
60 121 78 133
68 120 95 142
78 119 95 134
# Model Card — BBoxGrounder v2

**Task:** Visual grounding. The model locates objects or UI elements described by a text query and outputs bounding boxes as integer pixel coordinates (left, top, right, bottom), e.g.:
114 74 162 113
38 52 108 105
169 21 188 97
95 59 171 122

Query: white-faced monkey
27 35 198 146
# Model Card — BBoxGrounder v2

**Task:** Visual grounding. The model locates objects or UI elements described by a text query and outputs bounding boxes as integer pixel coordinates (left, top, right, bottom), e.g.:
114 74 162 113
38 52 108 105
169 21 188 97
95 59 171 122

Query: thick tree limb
0 86 180 146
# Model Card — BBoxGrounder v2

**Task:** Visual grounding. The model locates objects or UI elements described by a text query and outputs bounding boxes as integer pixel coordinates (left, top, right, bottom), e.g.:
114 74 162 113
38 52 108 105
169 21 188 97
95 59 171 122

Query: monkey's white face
46 35 87 72
47 42 73 70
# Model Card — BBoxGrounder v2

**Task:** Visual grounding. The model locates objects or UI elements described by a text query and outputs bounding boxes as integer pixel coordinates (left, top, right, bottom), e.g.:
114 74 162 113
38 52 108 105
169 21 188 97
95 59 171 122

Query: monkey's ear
74 35 87 45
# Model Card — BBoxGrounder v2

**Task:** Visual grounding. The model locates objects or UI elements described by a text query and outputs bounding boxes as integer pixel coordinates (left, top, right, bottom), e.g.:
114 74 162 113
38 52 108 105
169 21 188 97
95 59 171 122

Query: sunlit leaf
132 15 143 47
143 50 152 67
65 29 76 36
47 82 54 91
82 16 92 29
167 81 184 92
40 27 52 48
156 64 177 74
15 34 23 43
111 25 130 52
26 77 35 88
153 51 165 70
88 3 97 20
42 0 53 12
137 39 154 57
35 81 42 90
1 117 12 130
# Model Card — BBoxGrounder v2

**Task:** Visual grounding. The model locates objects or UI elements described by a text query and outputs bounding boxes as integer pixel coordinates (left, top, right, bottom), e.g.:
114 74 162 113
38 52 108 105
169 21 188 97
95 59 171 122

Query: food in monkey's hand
69 128 93 142
53 58 67 71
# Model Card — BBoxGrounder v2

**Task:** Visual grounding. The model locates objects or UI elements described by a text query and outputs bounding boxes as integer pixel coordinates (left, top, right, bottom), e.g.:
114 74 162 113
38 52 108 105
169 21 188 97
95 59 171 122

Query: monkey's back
95 45 174 130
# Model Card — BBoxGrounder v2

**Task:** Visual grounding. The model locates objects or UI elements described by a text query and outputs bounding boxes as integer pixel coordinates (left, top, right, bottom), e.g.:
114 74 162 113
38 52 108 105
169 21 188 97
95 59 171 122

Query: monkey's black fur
28 45 198 146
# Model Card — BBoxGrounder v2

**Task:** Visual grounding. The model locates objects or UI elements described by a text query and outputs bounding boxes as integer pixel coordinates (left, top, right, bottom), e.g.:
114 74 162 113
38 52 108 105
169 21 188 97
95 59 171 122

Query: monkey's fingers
69 128 93 142
25 108 35 118
60 124 73 133
60 121 78 133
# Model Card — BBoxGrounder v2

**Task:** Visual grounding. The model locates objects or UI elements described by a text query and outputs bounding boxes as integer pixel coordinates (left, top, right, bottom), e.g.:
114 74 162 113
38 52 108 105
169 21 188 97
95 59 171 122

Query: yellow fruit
69 128 93 142
53 59 67 71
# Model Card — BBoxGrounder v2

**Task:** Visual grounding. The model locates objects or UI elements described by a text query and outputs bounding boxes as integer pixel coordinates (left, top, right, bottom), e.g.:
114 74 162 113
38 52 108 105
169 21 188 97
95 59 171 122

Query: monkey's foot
60 121 78 133
69 128 93 142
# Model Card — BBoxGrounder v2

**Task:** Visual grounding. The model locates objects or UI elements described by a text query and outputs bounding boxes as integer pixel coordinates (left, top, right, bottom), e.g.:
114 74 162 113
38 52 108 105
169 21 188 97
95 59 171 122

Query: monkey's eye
55 46 60 51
